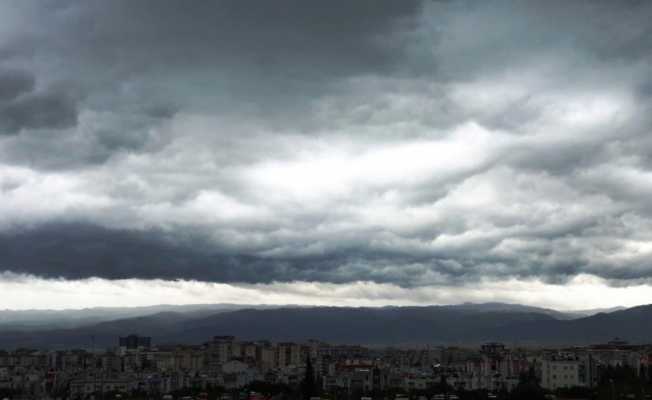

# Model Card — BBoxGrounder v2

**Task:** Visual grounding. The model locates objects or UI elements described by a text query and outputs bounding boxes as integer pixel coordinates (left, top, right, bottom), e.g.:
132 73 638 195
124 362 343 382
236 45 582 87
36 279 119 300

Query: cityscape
1 333 652 400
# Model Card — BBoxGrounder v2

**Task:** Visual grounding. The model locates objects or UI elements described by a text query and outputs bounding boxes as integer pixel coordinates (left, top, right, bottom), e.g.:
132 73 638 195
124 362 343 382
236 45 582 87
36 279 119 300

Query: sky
1 1 652 311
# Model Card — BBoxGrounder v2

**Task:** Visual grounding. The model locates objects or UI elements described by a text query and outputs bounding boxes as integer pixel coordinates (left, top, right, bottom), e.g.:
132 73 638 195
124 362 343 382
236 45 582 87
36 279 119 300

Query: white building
540 358 583 390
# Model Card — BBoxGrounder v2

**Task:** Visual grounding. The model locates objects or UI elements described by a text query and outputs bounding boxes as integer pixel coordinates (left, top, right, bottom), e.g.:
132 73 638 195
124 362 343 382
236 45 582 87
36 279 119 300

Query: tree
302 356 316 400
509 367 545 400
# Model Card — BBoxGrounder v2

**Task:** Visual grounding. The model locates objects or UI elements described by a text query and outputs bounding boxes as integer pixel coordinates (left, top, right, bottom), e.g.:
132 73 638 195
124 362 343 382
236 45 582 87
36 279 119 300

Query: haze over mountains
0 303 279 330
0 302 644 350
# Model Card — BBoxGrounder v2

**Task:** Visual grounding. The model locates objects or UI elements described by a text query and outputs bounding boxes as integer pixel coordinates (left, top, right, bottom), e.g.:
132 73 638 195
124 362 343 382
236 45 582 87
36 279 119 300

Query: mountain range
0 302 647 350
0 303 279 331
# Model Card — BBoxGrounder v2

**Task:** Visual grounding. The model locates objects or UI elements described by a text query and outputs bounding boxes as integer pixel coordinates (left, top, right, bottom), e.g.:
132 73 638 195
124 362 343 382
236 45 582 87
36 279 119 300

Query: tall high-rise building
118 334 152 350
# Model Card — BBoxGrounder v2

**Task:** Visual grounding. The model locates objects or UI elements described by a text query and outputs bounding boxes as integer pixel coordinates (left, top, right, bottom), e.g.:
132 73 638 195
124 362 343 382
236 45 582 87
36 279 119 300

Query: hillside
1 303 649 350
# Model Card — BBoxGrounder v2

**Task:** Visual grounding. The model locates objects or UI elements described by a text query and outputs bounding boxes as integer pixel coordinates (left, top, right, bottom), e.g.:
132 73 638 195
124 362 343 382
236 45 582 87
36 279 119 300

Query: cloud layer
1 1 652 298
2 272 652 311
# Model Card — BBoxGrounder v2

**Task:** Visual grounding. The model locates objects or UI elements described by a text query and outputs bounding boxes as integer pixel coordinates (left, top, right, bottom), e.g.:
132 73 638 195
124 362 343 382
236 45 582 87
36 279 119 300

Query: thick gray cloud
0 0 422 167
0 68 78 135
0 86 78 134
1 1 652 289
0 69 34 102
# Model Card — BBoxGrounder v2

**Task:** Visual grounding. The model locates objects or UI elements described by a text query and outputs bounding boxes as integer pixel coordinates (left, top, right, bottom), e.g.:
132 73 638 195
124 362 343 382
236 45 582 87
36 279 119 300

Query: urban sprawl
1 336 652 400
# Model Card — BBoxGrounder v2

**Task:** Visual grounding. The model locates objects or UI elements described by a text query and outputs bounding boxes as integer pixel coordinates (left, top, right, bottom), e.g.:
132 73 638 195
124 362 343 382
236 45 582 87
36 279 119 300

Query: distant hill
489 304 652 345
442 302 574 320
561 306 627 319
0 303 649 350
0 301 580 331
0 303 284 331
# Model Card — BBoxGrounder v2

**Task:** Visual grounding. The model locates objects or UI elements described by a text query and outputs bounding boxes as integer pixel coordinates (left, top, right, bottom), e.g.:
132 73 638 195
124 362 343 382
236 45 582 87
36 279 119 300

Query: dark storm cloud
0 223 444 285
62 0 421 79
0 219 646 287
0 87 78 134
0 67 78 135
0 0 424 168
143 104 178 120
1 1 652 288
0 69 35 102
0 223 262 282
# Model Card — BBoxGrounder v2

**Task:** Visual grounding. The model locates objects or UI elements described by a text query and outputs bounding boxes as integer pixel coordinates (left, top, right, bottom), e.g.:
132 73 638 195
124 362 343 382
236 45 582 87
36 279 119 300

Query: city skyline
6 333 648 399
2 1 652 310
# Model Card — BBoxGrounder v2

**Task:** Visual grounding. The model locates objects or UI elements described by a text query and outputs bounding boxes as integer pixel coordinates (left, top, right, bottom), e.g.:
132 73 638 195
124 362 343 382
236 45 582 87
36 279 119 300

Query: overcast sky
2 1 652 310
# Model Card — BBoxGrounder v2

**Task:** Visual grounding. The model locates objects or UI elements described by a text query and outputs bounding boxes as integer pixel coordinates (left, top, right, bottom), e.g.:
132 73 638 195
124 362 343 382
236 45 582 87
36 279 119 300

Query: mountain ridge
0 303 649 350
